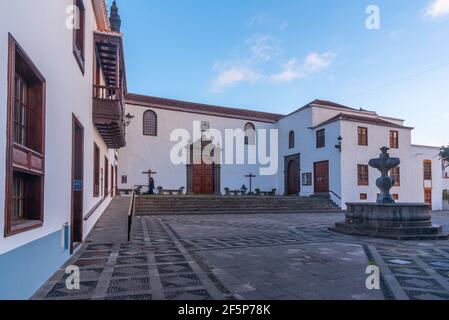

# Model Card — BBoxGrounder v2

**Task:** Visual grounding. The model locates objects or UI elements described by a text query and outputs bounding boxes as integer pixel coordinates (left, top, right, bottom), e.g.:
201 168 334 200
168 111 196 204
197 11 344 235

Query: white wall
340 122 413 207
118 104 278 194
0 0 115 255
410 145 444 211
277 108 342 202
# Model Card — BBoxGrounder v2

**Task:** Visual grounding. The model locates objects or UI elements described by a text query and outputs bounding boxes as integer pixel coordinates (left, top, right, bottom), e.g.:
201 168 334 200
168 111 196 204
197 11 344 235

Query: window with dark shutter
316 129 325 148
143 110 157 136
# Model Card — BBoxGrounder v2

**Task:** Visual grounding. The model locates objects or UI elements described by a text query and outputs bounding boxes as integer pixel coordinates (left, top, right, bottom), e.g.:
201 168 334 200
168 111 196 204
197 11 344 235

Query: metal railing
127 189 136 242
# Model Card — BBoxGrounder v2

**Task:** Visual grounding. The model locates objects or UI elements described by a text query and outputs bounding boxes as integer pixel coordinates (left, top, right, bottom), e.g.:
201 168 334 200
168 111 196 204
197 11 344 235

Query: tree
439 145 449 167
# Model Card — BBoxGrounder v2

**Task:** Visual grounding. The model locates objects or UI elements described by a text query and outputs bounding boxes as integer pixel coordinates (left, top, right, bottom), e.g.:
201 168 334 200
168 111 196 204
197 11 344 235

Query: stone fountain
331 147 448 240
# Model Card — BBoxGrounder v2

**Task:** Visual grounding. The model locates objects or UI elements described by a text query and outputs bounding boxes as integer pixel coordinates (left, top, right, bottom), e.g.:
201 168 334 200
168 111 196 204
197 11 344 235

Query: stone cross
245 173 257 195
142 169 157 191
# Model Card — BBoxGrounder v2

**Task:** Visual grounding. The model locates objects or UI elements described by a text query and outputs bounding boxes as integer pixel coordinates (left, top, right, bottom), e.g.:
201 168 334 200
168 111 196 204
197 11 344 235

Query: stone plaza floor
32 197 449 300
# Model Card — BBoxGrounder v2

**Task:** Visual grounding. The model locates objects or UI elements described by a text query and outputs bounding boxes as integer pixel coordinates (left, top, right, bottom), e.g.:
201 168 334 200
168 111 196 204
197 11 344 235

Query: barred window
289 131 295 149
424 160 432 180
143 110 157 136
244 122 256 145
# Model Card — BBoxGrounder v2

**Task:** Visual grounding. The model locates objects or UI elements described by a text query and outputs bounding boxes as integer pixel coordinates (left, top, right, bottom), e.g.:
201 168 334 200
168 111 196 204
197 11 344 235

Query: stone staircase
134 195 340 216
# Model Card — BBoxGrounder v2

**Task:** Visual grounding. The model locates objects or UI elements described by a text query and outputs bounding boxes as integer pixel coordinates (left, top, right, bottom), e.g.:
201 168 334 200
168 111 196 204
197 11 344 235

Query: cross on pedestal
245 173 257 195
142 169 158 194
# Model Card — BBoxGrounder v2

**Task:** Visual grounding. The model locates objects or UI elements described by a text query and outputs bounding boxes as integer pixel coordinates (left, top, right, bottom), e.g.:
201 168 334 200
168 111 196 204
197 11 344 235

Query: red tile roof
313 113 413 129
125 93 284 123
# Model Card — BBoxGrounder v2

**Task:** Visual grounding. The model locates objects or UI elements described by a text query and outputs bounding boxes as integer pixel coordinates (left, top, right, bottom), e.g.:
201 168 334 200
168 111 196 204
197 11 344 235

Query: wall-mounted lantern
335 136 343 152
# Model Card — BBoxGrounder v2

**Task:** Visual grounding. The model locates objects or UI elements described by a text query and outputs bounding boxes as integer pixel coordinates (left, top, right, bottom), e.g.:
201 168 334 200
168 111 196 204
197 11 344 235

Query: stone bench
157 186 185 195
255 188 277 196
224 188 247 196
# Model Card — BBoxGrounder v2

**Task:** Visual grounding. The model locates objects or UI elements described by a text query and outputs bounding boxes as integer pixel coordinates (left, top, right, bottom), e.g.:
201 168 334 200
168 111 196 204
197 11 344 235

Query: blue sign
73 180 83 191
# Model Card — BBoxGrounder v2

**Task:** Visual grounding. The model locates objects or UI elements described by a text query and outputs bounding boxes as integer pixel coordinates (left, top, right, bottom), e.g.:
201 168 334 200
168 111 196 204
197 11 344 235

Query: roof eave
92 0 111 32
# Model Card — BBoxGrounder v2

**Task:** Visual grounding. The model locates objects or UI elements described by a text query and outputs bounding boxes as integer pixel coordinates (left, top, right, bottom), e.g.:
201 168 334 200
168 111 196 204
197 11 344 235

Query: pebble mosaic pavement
32 197 449 300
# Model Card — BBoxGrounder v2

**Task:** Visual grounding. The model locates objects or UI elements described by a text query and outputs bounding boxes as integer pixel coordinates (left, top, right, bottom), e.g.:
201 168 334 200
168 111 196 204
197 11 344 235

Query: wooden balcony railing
93 85 122 101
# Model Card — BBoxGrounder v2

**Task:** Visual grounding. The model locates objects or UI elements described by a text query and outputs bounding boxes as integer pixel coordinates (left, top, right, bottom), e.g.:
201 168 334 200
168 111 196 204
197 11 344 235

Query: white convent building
0 0 448 299
120 95 447 211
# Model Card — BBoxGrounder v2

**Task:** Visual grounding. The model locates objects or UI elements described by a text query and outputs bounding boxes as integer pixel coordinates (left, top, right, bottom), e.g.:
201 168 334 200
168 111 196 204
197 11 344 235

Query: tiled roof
288 99 376 116
313 113 413 129
125 93 284 123
310 99 360 111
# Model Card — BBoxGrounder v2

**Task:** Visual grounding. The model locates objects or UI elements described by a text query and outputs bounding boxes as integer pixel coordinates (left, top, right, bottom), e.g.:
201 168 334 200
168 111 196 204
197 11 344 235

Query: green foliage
440 146 449 166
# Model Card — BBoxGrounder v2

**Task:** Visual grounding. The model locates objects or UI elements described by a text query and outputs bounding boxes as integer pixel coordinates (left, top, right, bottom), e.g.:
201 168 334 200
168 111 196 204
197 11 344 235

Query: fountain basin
330 203 448 240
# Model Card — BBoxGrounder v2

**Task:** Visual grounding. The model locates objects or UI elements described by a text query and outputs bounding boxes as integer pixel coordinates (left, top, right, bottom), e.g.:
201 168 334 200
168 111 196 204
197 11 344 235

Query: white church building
0 0 447 299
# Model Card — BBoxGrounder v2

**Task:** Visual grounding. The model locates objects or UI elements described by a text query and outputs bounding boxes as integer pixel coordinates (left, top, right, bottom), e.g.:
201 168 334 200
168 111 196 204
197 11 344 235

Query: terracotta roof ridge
125 93 284 123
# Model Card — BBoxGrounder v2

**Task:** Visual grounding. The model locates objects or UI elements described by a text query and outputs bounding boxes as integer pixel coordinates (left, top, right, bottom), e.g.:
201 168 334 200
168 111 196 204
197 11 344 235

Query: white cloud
211 63 263 93
424 0 449 18
270 59 304 83
246 34 281 62
271 52 335 83
303 52 335 73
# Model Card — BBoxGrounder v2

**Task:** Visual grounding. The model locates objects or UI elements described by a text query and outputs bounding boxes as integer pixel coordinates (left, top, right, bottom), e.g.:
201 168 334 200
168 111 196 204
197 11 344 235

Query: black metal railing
127 189 136 242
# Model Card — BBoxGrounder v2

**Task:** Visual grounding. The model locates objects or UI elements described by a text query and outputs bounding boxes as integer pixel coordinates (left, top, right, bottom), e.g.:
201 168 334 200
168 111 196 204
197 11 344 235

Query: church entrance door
193 163 214 194
287 159 300 195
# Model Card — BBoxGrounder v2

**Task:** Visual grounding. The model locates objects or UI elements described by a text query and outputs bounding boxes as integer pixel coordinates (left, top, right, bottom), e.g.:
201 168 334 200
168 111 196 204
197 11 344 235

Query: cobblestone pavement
32 198 449 300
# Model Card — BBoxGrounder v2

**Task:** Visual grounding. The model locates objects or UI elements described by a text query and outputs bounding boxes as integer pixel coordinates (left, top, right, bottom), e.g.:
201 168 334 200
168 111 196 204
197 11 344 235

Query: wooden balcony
93 85 126 149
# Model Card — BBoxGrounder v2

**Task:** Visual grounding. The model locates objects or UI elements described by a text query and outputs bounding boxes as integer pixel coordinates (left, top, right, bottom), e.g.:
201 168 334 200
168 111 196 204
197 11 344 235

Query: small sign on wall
73 180 83 191
302 173 312 186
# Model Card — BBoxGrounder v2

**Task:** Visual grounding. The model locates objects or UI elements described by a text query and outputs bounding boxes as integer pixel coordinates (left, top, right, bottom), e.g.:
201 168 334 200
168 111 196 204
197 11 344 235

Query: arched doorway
284 154 300 195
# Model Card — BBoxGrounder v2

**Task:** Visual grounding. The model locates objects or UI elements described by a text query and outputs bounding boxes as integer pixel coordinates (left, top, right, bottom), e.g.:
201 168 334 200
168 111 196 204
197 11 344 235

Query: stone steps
135 196 340 216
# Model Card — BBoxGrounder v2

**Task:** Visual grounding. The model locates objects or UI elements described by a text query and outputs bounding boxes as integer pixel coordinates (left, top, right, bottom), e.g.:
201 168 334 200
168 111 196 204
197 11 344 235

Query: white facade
119 100 447 211
119 102 278 194
0 0 120 299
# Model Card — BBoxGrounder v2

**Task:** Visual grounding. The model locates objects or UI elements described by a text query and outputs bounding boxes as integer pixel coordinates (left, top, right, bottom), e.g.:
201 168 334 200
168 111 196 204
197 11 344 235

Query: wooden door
104 157 109 196
424 188 432 210
71 115 84 252
314 161 329 193
287 159 299 195
193 164 214 194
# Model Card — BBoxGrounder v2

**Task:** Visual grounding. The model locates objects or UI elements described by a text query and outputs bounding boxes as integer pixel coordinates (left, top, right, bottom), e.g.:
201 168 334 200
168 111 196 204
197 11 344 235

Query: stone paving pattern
33 197 449 300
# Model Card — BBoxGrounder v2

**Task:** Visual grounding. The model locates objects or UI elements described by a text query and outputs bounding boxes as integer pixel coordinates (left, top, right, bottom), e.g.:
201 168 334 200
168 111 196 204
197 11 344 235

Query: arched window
244 122 256 145
289 131 295 149
143 110 157 136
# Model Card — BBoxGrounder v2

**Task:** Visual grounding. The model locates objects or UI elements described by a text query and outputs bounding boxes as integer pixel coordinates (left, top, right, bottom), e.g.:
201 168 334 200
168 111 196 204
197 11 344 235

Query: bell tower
109 0 121 32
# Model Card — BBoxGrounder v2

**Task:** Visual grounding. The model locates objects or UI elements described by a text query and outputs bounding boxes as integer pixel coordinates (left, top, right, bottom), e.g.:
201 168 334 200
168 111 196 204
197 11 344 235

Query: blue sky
108 0 449 146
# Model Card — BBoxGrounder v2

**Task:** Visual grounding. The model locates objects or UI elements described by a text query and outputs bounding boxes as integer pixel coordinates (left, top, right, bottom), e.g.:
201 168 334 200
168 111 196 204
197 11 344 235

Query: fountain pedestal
331 147 448 240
